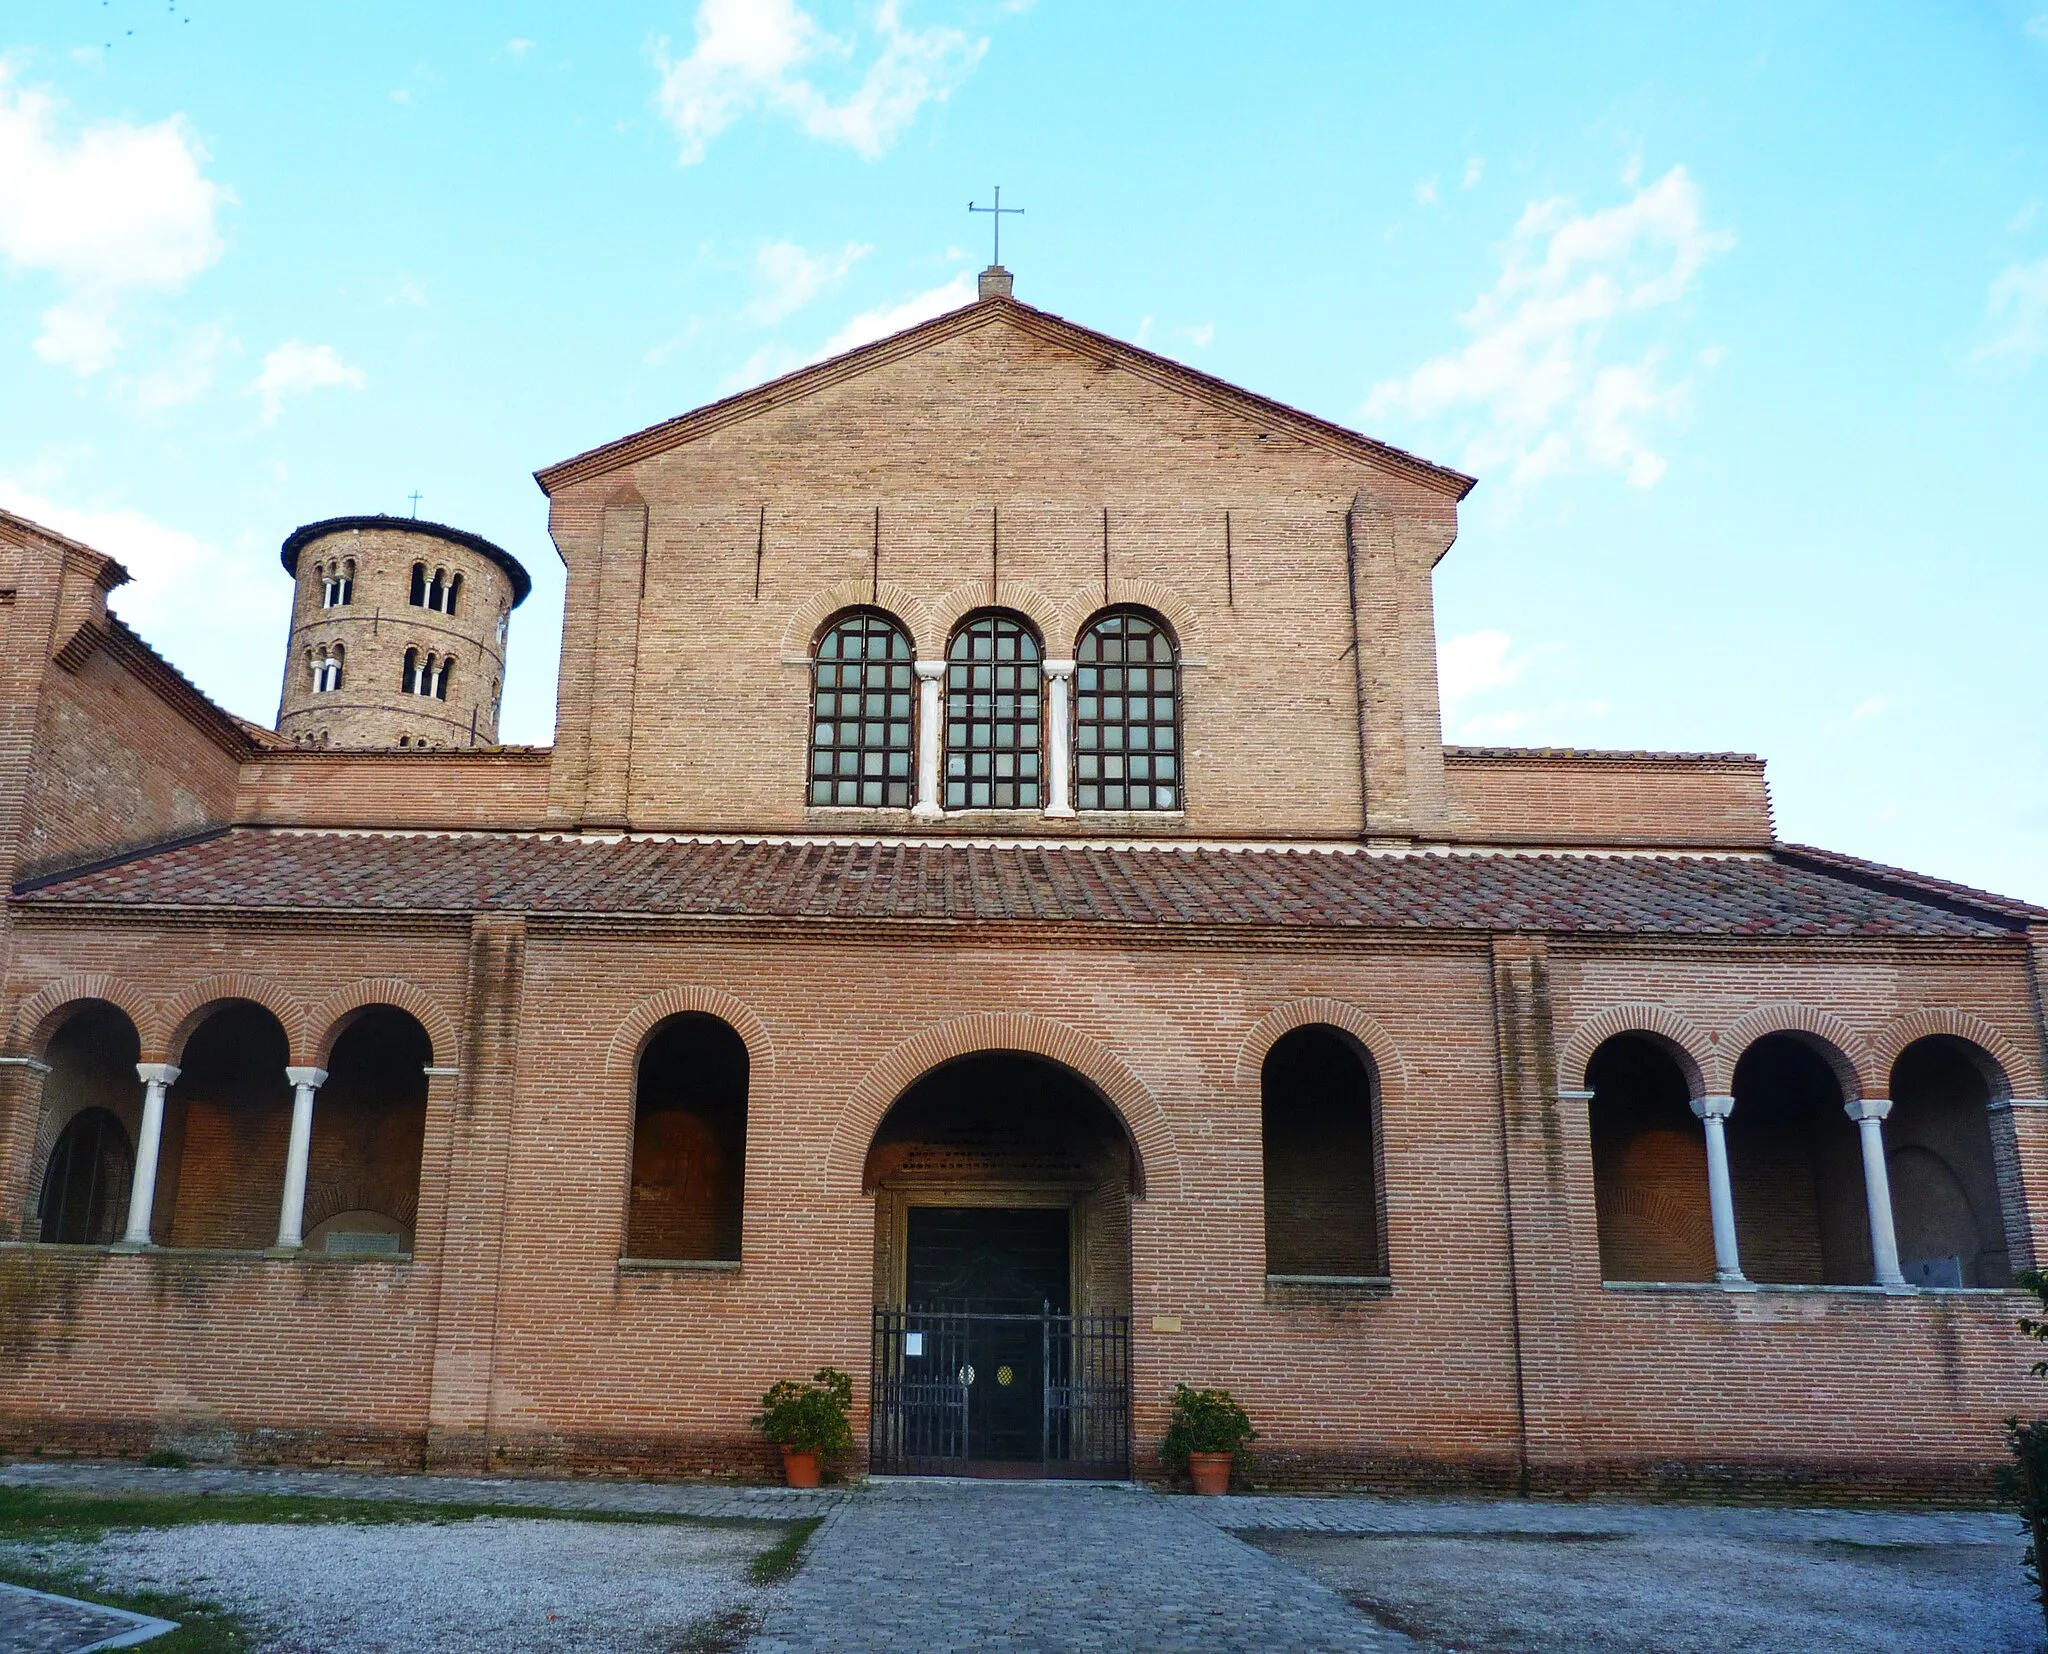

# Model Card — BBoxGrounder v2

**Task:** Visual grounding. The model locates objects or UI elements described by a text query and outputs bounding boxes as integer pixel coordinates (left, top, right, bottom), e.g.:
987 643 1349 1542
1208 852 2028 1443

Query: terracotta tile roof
11 830 2026 938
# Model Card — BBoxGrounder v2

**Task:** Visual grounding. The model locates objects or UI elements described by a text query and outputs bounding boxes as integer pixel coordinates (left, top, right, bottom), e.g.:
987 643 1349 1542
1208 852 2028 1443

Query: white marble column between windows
121 1063 180 1248
275 1066 329 1251
1845 1097 1907 1287
912 660 944 821
1689 1094 1746 1284
1042 659 1076 817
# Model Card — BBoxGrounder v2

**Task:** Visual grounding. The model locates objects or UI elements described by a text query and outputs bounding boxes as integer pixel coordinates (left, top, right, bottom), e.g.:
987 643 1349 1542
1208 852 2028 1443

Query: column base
264 1245 306 1259
1714 1271 1756 1289
110 1241 156 1255
1043 805 1076 819
910 803 944 823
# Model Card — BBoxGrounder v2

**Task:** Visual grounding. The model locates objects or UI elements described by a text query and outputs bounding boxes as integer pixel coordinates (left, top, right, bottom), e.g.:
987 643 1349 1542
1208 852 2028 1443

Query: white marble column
1042 659 1076 817
1689 1094 1746 1284
912 660 944 821
1845 1097 1906 1287
121 1063 180 1248
275 1066 328 1251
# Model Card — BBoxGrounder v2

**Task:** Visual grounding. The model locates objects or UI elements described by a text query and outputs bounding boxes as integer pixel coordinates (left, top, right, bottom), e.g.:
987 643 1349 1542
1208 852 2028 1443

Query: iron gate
870 1306 1130 1477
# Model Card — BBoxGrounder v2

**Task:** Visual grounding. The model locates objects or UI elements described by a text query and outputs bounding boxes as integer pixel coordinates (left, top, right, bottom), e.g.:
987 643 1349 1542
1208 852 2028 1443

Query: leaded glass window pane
945 613 1042 809
1074 611 1181 812
810 611 915 807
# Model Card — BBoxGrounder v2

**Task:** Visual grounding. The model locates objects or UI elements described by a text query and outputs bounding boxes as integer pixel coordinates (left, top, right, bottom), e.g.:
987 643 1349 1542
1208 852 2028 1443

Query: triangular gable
534 295 1476 501
0 507 132 591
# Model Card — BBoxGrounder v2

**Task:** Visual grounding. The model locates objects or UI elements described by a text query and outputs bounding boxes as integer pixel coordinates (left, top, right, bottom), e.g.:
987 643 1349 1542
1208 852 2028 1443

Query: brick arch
156 974 308 1065
1873 1008 2034 1101
604 986 777 1104
927 580 1064 651
1232 998 1411 1097
302 1174 420 1234
1716 1003 1875 1098
8 975 152 1058
779 578 936 659
1053 578 1203 658
826 1014 1178 1201
1558 1004 1712 1099
309 978 458 1068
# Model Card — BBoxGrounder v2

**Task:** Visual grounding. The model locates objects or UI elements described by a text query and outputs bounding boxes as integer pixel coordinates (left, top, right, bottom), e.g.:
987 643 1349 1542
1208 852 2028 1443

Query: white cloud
744 238 871 323
249 341 366 423
652 0 988 165
819 271 975 355
1182 321 1215 349
1438 629 1530 720
1851 694 1891 723
112 323 236 415
1414 175 1439 208
1367 165 1732 489
0 65 229 373
2027 13 2048 42
505 38 535 58
1462 156 1484 189
1973 255 2048 365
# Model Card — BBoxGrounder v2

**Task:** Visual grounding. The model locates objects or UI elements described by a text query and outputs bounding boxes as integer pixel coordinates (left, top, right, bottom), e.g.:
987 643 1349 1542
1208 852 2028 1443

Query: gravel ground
1246 1525 2042 1654
2 1517 774 1654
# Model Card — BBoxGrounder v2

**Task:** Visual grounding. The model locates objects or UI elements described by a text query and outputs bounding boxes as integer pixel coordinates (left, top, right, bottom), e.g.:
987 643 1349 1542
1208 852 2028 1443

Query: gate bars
870 1306 1131 1477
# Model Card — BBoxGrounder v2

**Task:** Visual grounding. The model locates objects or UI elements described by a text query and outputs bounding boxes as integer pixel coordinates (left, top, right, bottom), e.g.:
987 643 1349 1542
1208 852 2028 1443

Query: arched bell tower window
945 612 1042 810
1075 610 1180 811
810 609 914 808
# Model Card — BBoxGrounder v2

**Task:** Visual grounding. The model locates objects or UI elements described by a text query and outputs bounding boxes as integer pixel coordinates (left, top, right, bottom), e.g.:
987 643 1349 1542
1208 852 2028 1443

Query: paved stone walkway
0 1580 176 1652
751 1478 1414 1652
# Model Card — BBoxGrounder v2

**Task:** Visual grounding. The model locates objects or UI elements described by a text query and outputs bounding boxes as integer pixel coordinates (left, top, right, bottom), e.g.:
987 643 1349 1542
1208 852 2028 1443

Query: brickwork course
0 278 2044 1500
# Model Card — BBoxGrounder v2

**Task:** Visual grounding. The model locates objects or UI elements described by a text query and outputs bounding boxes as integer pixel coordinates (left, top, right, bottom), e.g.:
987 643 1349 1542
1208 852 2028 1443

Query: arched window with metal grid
945 612 1043 810
1074 610 1181 811
810 609 916 808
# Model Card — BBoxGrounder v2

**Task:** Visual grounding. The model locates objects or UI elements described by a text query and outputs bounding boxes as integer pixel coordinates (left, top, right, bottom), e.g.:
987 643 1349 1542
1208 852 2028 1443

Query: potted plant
752 1366 854 1488
1161 1382 1257 1495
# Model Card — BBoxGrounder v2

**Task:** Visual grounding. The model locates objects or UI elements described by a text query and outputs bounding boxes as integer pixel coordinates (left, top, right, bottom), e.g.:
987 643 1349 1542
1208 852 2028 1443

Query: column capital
285 1066 329 1089
1689 1094 1736 1120
913 658 946 681
1844 1097 1893 1123
135 1062 181 1087
1042 658 1077 678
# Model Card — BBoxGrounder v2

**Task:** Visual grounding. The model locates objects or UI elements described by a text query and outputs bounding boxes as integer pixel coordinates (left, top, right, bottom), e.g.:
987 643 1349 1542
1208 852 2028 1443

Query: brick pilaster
424 913 527 1470
580 493 649 828
1488 931 1595 1491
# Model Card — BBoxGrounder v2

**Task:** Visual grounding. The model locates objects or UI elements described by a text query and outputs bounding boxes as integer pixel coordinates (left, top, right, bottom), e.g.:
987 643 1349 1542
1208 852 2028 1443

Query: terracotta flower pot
780 1446 822 1488
1188 1451 1233 1496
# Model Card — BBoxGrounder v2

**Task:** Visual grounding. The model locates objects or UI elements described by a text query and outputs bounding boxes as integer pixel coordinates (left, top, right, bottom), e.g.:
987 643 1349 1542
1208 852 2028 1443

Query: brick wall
235 748 551 830
2 908 2040 1494
1443 749 1774 848
541 313 1462 842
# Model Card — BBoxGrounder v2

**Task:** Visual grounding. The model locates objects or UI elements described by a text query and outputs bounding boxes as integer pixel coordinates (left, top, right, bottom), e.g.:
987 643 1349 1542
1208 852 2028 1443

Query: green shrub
1159 1383 1257 1473
142 1449 189 1470
752 1368 855 1459
2007 1268 2048 1639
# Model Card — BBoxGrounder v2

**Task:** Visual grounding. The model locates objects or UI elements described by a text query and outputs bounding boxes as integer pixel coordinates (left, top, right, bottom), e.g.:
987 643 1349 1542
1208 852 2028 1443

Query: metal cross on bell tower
969 187 1023 299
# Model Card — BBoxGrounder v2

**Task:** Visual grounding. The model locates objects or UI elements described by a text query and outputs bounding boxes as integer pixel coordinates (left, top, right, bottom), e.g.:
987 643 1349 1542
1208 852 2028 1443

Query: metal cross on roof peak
407 491 423 519
968 186 1023 268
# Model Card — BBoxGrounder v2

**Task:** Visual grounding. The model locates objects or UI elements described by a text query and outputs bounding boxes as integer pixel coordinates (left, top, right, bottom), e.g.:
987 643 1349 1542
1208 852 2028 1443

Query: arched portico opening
158 1001 295 1250
1887 1036 2011 1288
864 1051 1133 1477
28 1002 142 1245
304 1007 432 1255
1727 1034 1868 1285
1587 1033 1715 1283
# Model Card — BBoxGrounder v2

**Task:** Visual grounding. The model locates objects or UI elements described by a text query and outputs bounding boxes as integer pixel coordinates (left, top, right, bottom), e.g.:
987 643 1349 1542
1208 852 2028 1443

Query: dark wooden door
906 1206 1070 1461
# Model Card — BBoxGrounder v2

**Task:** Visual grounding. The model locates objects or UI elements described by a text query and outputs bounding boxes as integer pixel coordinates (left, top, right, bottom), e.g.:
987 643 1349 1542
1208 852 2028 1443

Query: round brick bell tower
276 516 532 749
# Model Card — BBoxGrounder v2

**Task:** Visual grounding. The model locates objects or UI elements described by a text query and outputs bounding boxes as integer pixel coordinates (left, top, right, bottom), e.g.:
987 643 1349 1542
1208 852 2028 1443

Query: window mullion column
912 660 945 821
1043 659 1076 817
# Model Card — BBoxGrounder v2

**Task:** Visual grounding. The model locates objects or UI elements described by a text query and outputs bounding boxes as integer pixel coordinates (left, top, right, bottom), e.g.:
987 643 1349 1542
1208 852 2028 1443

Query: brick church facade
1 268 2042 1493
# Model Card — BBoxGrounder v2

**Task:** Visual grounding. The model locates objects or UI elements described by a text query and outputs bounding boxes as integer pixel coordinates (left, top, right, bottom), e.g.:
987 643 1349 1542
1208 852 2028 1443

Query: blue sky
2 1 2043 899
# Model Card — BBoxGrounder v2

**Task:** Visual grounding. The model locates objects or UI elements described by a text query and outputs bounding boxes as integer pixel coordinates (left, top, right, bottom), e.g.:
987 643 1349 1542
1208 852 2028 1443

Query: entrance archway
863 1052 1133 1478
